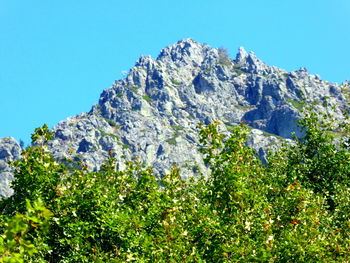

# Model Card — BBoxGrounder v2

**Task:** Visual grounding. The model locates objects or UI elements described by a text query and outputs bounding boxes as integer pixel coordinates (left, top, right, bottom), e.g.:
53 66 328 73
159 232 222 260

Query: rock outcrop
0 137 21 197
0 39 347 197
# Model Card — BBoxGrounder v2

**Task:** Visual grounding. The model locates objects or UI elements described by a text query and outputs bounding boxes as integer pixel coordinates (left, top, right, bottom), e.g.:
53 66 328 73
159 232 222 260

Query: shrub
142 95 153 103
232 65 245 75
286 98 305 111
170 79 182 86
218 47 232 66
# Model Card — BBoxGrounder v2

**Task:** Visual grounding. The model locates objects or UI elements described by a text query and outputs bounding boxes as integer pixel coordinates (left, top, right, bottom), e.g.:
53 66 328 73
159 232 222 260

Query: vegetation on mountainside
218 47 232 67
1 106 350 262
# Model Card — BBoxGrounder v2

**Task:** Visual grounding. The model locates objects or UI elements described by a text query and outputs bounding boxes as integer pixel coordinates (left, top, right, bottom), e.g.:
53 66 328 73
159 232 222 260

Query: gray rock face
47 38 347 173
0 137 21 198
0 38 347 196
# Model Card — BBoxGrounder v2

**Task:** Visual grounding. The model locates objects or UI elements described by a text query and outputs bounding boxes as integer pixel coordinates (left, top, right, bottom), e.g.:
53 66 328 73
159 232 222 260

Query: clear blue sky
0 0 349 145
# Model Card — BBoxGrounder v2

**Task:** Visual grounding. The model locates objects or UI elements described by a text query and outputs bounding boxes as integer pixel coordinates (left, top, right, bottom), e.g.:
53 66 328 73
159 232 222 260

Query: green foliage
122 143 130 149
30 124 53 146
103 117 118 128
171 125 184 131
270 107 350 211
282 73 289 78
232 65 245 75
286 98 305 111
235 104 254 110
1 109 350 261
165 137 177 145
0 199 52 263
170 78 182 86
204 67 211 73
265 107 350 260
165 130 181 146
127 85 139 93
98 129 120 141
142 95 153 103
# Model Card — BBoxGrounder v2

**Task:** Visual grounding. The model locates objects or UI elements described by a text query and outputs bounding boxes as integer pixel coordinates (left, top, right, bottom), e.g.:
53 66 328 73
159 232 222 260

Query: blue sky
0 0 349 145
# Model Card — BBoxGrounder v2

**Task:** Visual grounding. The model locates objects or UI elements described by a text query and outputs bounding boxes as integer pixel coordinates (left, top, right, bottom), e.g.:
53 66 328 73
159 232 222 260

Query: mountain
0 137 21 197
0 38 347 198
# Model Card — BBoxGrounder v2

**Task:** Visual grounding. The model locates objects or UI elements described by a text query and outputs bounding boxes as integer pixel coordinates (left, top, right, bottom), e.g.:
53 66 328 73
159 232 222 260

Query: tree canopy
1 108 350 262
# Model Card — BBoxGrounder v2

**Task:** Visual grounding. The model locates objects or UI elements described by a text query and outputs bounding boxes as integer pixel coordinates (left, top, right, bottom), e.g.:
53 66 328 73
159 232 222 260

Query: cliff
0 39 347 197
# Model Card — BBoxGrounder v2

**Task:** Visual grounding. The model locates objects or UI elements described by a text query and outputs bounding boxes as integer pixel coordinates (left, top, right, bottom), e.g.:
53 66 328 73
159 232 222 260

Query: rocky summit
0 38 347 197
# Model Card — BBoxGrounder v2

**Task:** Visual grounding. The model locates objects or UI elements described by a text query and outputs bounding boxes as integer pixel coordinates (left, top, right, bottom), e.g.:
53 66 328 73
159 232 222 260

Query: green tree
1 107 350 262
0 199 52 263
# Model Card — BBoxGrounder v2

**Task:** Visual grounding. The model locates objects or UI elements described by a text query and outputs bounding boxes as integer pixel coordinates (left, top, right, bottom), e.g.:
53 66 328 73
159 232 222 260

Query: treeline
1 108 350 262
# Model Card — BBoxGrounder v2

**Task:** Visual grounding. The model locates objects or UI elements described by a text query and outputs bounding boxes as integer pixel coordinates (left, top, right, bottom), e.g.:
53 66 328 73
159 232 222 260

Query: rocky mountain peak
0 39 348 198
157 38 210 67
235 46 249 64
235 48 269 74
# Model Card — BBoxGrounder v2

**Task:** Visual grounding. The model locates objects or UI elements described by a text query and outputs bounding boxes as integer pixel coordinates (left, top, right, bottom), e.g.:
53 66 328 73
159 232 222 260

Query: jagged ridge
0 39 347 197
